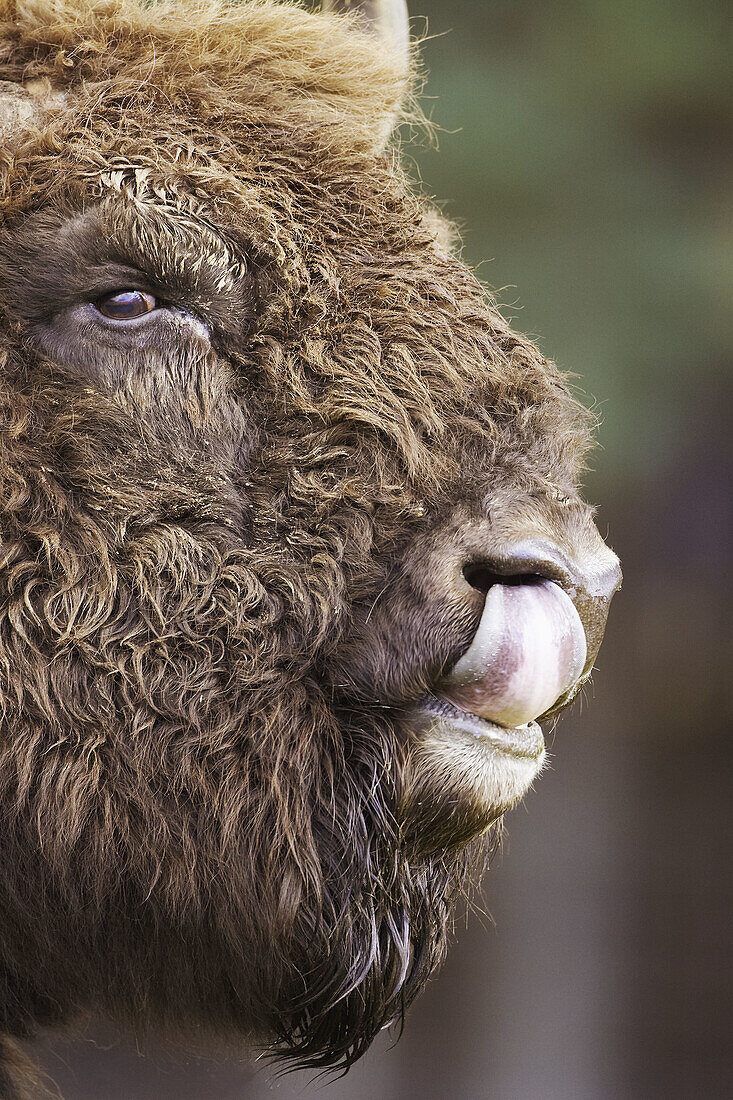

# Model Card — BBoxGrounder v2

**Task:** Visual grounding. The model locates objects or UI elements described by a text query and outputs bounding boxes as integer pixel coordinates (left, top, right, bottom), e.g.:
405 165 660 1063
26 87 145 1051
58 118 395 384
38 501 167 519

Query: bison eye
93 289 158 320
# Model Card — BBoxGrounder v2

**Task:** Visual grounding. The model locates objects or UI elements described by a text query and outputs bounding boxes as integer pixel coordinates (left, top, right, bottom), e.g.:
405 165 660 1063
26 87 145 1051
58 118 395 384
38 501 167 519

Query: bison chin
400 713 546 855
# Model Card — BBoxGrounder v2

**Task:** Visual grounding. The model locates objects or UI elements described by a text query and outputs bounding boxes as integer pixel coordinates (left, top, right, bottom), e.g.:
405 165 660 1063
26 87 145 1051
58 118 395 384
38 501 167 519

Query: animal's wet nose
460 536 622 673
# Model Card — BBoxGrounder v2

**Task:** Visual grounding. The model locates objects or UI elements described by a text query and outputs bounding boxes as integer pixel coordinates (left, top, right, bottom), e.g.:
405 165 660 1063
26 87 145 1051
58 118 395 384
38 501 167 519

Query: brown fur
0 1 607 1094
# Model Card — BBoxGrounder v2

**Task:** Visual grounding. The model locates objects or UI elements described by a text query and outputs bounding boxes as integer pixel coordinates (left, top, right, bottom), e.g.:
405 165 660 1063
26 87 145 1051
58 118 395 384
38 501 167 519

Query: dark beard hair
259 719 497 1072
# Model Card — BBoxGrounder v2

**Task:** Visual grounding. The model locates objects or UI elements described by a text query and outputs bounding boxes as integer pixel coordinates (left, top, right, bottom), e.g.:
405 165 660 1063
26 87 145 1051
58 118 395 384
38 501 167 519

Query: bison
0 0 620 1095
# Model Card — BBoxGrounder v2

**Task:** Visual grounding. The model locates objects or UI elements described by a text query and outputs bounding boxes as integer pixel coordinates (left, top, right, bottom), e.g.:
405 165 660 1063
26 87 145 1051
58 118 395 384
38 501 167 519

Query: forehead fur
0 0 411 150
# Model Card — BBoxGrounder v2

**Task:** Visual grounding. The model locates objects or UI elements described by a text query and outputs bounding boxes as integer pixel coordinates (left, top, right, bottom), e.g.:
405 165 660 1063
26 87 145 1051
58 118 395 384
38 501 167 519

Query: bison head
0 0 620 1086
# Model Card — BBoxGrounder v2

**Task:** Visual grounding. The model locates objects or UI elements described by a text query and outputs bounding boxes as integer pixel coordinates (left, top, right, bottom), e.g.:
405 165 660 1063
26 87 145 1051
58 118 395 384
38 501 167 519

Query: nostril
460 539 578 597
462 564 544 594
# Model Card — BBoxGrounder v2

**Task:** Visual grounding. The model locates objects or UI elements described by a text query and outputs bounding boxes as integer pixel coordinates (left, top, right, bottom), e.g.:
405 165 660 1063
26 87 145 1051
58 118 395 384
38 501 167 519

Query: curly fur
0 1 603 1095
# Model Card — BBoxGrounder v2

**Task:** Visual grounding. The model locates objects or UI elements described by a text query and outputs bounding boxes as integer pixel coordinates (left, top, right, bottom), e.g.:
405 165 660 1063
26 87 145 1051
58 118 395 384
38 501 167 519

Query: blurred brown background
39 1 732 1097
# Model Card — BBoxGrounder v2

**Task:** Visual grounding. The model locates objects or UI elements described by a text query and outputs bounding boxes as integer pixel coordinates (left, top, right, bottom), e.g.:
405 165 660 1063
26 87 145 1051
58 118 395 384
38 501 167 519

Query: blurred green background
409 0 731 491
41 2 732 1097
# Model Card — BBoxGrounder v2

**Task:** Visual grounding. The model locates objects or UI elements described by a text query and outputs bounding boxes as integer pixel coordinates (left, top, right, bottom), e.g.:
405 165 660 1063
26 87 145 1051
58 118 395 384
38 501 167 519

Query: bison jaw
402 580 588 845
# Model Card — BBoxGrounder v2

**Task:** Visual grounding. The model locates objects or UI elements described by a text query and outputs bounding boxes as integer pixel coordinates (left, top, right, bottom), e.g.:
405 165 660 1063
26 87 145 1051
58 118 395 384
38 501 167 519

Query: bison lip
415 694 545 759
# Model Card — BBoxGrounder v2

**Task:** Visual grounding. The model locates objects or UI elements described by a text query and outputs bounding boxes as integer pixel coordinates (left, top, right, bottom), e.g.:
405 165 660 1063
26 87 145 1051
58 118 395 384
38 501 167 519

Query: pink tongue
440 580 587 728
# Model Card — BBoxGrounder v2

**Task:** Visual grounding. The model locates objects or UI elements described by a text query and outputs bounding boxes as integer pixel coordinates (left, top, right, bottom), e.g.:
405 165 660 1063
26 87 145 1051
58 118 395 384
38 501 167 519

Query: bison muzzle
0 0 620 1094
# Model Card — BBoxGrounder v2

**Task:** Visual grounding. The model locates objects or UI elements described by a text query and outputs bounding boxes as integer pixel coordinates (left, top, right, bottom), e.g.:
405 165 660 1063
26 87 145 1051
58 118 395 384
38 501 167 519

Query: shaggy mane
0 0 415 150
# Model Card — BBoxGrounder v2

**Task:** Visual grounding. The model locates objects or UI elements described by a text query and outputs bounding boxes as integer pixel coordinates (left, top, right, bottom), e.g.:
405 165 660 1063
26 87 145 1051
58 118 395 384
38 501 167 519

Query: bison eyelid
77 297 212 344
